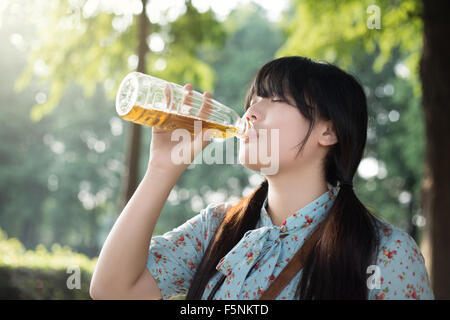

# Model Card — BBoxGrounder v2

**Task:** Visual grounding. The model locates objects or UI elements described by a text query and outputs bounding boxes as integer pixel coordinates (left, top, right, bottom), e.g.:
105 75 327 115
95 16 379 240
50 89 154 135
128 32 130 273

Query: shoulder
198 201 232 232
179 201 229 230
373 218 425 266
203 201 231 218
369 218 434 299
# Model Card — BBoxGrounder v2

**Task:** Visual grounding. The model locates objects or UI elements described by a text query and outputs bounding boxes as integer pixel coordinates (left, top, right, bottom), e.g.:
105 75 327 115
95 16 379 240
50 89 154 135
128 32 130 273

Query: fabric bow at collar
215 186 338 299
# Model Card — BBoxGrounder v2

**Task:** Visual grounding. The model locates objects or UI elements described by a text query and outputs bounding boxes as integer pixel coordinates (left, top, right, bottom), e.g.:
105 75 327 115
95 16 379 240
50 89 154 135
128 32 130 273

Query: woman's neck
265 166 328 227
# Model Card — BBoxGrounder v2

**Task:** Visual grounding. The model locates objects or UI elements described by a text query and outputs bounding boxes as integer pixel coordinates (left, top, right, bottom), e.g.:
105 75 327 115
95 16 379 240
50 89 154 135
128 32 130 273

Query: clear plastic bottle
115 72 251 139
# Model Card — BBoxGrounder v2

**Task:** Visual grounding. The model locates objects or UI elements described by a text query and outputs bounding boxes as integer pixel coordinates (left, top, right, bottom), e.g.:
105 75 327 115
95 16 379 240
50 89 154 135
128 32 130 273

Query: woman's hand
147 83 213 174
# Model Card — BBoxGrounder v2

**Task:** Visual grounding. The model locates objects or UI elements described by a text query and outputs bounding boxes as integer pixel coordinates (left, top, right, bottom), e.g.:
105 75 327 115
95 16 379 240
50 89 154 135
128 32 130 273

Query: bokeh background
0 0 449 299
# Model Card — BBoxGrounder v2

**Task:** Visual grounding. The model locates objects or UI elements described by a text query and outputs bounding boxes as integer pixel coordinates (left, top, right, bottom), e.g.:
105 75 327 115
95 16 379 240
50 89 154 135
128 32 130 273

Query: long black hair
186 56 380 299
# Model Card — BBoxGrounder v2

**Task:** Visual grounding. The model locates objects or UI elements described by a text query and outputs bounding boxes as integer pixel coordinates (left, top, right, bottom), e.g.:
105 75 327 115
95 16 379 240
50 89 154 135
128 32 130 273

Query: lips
244 126 258 143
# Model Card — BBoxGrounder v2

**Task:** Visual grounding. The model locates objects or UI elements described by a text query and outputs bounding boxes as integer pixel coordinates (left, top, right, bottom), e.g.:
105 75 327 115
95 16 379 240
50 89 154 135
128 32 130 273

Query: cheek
276 116 310 161
238 108 312 171
275 130 300 166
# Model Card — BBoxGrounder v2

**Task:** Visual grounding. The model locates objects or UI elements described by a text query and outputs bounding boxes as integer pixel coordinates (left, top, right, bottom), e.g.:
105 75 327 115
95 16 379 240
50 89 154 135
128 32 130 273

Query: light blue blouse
146 185 434 300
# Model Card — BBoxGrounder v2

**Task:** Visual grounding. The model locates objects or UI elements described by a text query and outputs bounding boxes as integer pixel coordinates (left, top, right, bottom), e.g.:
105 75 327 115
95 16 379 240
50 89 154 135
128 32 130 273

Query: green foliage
15 0 226 121
206 2 285 110
0 228 94 299
280 0 422 76
15 3 136 121
0 228 95 272
0 15 124 257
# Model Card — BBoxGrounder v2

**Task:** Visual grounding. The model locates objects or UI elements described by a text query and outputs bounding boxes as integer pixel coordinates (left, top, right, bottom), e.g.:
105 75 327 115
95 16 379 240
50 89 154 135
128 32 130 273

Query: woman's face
238 92 335 176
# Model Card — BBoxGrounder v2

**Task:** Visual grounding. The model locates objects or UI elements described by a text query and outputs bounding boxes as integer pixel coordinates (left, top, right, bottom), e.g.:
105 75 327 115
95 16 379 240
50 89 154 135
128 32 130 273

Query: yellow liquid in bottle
120 105 239 139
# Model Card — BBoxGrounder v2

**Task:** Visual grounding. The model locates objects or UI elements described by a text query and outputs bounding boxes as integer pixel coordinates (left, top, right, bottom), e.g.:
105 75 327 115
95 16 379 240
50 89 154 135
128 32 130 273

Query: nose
246 113 257 124
245 114 258 137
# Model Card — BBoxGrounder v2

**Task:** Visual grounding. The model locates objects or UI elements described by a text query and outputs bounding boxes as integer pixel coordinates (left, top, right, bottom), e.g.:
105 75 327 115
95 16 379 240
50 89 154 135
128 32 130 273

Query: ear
317 120 338 147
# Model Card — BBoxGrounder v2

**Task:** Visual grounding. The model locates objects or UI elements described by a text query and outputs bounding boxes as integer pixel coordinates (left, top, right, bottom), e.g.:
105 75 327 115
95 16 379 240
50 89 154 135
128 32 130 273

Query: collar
260 185 338 233
214 185 339 299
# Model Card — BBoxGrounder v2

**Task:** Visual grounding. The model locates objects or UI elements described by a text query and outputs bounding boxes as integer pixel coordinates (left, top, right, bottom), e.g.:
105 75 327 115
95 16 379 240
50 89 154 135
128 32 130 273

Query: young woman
90 56 434 300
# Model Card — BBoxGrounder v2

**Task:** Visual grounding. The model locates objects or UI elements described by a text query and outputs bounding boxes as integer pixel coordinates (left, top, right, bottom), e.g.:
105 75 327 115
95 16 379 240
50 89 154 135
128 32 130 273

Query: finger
196 91 213 121
164 84 173 110
198 91 217 140
182 84 194 111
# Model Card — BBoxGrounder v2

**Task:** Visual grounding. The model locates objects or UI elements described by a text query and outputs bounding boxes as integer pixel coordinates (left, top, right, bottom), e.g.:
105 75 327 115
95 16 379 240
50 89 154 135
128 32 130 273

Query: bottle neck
235 116 253 138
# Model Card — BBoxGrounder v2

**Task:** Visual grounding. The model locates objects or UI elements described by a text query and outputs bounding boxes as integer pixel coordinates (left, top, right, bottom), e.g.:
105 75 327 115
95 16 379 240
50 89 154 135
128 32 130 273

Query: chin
238 153 261 171
238 145 282 174
238 155 280 175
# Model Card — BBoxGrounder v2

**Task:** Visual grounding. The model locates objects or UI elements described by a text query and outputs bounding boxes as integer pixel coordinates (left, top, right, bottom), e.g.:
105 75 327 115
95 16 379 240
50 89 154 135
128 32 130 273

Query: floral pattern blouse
146 185 434 300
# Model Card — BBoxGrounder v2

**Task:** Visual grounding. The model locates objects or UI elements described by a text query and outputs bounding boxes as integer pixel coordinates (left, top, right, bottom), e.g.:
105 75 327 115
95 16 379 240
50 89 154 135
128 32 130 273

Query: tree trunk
420 0 450 299
119 0 149 211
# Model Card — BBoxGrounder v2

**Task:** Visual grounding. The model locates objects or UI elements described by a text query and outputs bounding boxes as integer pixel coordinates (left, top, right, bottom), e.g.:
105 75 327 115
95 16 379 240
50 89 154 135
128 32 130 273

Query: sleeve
146 202 229 300
368 226 434 300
